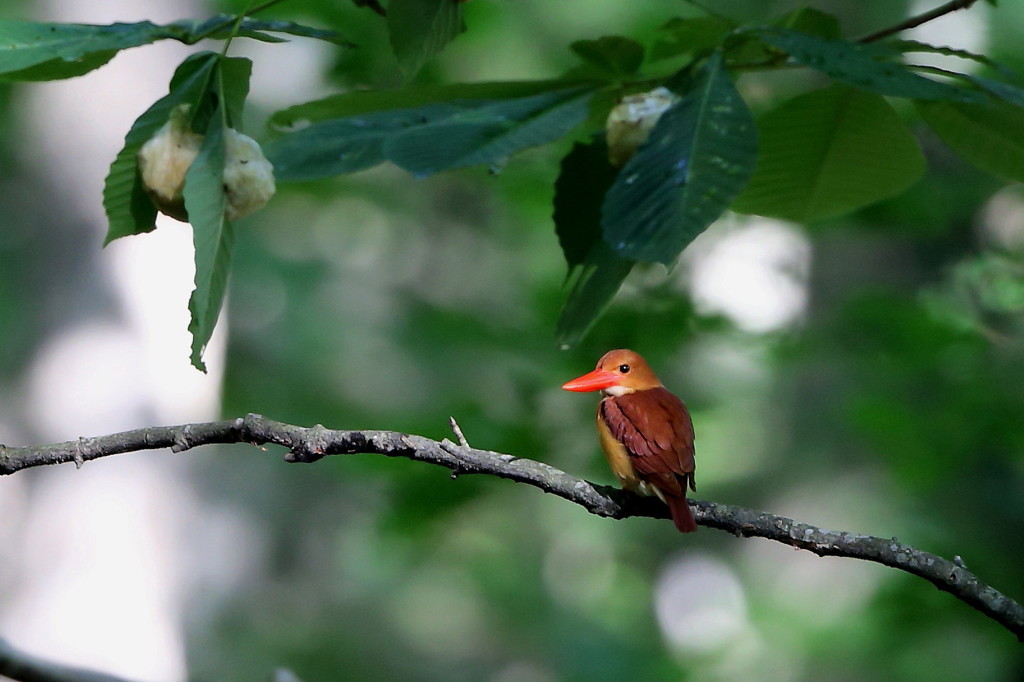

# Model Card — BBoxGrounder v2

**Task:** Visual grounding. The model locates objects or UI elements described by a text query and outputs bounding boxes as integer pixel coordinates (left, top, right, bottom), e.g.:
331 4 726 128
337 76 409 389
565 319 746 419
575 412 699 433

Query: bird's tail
667 493 697 533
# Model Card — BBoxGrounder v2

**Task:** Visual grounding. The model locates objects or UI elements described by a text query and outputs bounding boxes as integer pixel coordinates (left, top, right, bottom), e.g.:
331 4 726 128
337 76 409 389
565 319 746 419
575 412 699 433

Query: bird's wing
600 388 695 490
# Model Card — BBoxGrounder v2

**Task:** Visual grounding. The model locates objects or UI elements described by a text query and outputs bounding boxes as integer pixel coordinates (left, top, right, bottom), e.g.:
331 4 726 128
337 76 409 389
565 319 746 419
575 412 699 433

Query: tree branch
858 0 981 43
2 414 1022 641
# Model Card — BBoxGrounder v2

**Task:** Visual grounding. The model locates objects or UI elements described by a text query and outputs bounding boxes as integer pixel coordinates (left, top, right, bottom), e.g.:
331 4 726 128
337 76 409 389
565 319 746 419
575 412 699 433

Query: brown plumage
563 349 697 533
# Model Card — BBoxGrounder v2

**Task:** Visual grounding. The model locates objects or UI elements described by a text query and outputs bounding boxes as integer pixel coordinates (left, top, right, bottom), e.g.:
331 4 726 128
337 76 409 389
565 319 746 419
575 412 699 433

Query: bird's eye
618 364 630 373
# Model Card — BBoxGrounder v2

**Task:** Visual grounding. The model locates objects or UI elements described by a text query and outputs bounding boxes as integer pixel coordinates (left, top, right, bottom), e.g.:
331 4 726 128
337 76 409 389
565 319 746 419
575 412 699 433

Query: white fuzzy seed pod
137 110 202 221
605 86 680 168
223 128 276 221
137 106 276 222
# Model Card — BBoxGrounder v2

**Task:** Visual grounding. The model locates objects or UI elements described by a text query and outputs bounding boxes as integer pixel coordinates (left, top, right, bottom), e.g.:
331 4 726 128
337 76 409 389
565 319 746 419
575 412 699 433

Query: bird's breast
597 409 646 492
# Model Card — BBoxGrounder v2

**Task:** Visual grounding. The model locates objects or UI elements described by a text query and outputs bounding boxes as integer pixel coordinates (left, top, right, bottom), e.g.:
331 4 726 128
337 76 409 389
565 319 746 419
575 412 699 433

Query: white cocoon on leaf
222 128 275 221
137 108 275 222
137 113 203 221
605 86 680 168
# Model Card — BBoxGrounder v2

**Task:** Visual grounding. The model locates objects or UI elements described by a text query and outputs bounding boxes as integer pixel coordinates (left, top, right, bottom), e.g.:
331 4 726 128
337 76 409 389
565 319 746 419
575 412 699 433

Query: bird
562 349 697 533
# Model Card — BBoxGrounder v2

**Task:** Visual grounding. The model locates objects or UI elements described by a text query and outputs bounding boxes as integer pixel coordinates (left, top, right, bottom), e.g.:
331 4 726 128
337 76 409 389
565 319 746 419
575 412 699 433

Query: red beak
561 368 621 392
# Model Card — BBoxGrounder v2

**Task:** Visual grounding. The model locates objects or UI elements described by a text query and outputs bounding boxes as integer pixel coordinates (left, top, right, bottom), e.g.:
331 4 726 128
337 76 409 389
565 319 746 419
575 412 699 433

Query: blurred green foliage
2 1 1024 681
209 1 1024 680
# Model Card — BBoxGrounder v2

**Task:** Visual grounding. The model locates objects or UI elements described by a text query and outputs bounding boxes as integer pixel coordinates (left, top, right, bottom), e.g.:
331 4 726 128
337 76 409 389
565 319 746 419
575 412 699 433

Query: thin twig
1 415 1021 640
449 416 470 448
858 0 981 43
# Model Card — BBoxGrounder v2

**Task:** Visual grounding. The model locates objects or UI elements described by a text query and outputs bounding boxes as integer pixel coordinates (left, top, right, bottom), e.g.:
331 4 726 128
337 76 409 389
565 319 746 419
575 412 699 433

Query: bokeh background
1 1 1023 680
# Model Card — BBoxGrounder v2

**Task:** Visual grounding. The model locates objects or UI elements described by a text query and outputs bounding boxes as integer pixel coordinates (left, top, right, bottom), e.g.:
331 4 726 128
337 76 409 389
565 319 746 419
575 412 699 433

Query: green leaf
0 19 173 81
266 102 476 181
1 50 119 81
103 52 219 244
732 85 925 222
883 39 1005 73
267 86 598 181
917 100 1024 183
554 138 619 271
384 87 595 176
553 137 635 346
0 17 345 82
218 56 253 129
556 242 635 349
569 36 644 78
773 7 840 39
105 53 248 369
183 108 234 372
650 16 735 62
270 79 585 129
602 52 757 265
958 74 1024 108
729 7 841 66
753 27 982 102
388 0 464 76
171 15 349 46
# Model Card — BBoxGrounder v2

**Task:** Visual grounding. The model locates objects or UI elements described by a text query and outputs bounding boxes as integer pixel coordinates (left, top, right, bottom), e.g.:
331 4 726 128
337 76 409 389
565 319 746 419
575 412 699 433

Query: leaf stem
189 0 290 44
220 0 259 55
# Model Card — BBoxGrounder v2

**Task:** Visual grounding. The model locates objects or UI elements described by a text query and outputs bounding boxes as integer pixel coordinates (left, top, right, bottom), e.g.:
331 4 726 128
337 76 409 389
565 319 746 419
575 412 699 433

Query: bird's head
561 349 663 396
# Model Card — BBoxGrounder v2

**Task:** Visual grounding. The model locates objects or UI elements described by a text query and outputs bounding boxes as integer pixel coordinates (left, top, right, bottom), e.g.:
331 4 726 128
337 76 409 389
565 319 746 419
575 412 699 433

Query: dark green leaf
552 134 638 347
734 9 844 65
570 36 644 78
918 99 1024 183
384 87 595 176
218 56 253 130
602 52 757 265
554 138 618 271
773 7 840 39
270 79 585 129
0 50 119 81
0 17 344 82
388 0 464 76
103 52 219 244
171 15 349 45
184 108 233 372
556 242 635 349
958 74 1024 108
753 27 982 102
268 87 598 181
883 39 1005 73
266 102 472 181
234 18 344 44
0 19 174 81
230 30 285 43
265 132 386 180
732 85 925 222
650 16 735 62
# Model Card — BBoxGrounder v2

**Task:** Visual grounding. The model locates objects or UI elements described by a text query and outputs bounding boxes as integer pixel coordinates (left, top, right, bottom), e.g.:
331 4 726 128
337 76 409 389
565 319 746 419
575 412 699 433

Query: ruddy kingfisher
562 349 697 533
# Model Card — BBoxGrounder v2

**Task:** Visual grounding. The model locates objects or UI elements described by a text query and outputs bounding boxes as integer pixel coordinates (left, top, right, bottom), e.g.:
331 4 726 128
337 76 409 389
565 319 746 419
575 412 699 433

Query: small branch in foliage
858 0 981 44
1 414 1022 641
449 416 471 448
